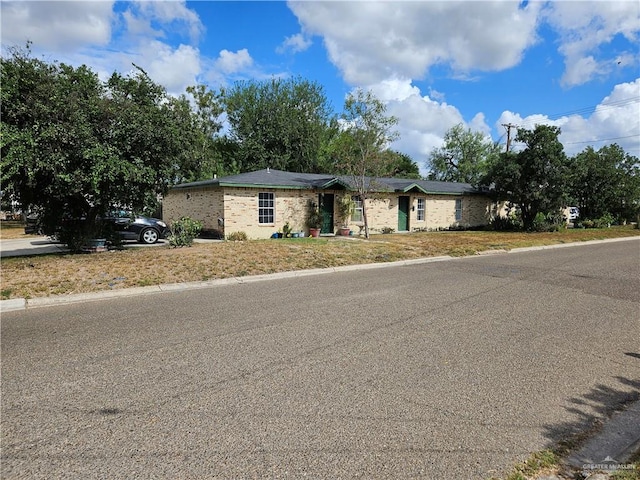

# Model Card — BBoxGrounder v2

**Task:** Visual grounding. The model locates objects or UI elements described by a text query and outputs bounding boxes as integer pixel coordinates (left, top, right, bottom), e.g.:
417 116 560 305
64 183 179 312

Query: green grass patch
490 450 559 480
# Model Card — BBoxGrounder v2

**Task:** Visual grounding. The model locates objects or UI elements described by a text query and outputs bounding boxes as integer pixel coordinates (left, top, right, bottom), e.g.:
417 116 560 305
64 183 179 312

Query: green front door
319 193 334 234
398 196 409 231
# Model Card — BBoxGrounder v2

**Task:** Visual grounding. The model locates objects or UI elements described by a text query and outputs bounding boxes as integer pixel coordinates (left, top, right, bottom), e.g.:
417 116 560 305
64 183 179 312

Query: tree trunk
362 194 370 239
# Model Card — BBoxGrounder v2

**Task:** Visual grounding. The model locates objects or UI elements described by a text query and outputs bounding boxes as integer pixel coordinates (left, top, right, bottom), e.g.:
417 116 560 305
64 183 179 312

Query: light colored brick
163 186 496 239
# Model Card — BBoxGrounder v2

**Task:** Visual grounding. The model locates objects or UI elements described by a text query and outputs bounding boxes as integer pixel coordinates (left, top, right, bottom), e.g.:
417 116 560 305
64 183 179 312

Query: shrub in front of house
575 213 615 229
531 212 566 232
169 216 203 247
490 214 522 231
226 231 248 241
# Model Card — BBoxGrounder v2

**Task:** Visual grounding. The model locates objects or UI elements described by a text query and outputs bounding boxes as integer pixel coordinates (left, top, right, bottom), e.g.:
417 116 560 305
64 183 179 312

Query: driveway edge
2 236 638 313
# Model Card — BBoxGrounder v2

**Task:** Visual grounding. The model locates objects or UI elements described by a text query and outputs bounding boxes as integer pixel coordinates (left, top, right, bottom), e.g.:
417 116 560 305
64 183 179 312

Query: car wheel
140 228 159 244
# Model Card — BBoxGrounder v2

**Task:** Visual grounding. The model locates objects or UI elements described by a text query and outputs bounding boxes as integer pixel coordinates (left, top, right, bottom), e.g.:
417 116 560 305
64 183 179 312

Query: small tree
336 89 399 238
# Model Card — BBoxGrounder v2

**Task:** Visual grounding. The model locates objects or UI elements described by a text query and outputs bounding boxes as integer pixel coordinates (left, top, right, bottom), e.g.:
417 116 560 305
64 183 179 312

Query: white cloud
544 1 640 87
496 79 640 157
277 33 312 54
561 56 602 88
215 49 254 74
129 1 204 43
361 79 489 176
141 42 201 95
288 1 540 85
0 1 207 96
1 1 114 51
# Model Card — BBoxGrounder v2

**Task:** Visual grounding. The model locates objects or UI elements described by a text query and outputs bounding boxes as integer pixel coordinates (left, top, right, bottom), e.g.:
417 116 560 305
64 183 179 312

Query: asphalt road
2 240 639 479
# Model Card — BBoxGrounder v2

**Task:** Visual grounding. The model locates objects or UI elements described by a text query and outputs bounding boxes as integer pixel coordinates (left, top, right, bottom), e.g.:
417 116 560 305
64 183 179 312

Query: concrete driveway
1 240 639 479
0 236 168 257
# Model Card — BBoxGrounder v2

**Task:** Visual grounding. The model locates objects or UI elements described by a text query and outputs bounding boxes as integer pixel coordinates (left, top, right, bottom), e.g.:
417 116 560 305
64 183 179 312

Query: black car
24 210 170 245
106 210 169 244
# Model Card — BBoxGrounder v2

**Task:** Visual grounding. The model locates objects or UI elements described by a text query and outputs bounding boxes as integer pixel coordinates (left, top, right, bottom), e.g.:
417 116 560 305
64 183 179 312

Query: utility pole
502 123 516 153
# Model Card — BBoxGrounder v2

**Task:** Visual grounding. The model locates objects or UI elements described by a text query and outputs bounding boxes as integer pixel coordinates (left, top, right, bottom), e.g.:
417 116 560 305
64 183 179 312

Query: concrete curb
509 235 639 253
2 236 638 313
0 255 455 313
566 399 640 470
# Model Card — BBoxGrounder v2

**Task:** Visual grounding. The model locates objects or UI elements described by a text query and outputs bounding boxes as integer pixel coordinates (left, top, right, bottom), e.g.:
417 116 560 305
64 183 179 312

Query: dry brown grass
1 226 638 300
0 222 36 240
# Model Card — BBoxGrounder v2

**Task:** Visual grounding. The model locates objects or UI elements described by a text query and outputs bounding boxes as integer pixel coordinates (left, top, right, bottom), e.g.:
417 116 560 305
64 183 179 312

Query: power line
496 96 640 149
545 96 639 120
563 133 640 145
514 96 640 130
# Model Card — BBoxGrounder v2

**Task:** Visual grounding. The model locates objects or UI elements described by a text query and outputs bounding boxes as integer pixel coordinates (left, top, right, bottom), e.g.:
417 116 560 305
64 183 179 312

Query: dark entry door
398 196 409 231
319 193 334 234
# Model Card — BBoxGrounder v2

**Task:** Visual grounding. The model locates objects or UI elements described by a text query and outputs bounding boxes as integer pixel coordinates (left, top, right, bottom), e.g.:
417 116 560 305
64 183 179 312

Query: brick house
163 169 498 239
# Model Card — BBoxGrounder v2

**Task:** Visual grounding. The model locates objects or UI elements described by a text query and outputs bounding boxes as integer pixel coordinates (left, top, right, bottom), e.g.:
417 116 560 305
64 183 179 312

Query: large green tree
484 124 570 230
427 124 501 184
221 76 335 173
0 47 197 249
167 85 226 183
336 88 400 238
569 144 640 222
384 150 421 179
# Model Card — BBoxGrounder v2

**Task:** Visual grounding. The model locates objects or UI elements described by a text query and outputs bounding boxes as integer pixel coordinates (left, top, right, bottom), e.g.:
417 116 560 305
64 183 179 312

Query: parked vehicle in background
24 215 42 235
568 207 580 221
24 210 169 244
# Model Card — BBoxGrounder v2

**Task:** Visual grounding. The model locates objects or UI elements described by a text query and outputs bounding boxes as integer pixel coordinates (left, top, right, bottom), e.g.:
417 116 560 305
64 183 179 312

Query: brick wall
164 185 495 239
417 194 492 230
222 188 316 239
163 187 223 230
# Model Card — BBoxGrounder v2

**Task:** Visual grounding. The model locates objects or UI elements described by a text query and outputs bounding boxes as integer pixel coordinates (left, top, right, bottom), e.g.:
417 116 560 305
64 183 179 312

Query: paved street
2 240 639 479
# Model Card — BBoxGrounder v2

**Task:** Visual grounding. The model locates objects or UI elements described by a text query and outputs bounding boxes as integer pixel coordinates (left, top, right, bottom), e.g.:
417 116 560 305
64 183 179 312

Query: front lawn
1 226 638 300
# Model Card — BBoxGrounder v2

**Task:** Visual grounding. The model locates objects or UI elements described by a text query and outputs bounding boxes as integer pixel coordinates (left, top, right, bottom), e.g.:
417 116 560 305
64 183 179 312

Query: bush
57 223 93 252
57 217 119 252
168 216 202 247
576 213 615 229
226 231 248 241
531 212 565 232
490 215 522 231
594 213 614 228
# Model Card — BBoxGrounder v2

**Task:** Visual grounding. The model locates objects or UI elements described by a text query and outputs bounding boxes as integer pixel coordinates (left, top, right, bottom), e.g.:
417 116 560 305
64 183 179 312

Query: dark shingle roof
171 169 483 195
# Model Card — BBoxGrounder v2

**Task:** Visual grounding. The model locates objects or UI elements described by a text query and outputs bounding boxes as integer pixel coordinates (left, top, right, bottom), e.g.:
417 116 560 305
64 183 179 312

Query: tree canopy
1 46 200 249
427 124 501 185
568 144 640 222
484 125 570 230
221 76 336 173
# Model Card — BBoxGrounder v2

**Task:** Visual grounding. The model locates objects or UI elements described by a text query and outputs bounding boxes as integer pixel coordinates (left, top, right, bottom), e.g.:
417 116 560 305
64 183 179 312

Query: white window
455 198 463 221
258 192 275 224
416 198 425 221
351 196 363 222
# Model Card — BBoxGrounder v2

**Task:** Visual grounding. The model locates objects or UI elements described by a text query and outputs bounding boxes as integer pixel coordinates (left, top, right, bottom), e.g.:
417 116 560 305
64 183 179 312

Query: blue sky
2 1 639 176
